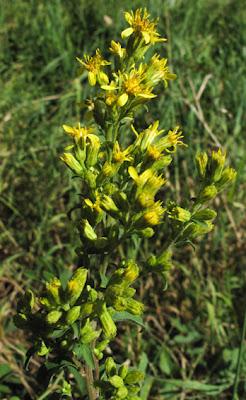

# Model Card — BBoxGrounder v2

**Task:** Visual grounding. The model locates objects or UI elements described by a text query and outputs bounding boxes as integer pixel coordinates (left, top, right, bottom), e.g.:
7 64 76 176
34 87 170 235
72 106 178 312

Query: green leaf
0 364 11 379
0 384 11 394
67 365 86 395
139 352 148 373
140 376 154 400
73 343 95 369
159 346 174 376
112 311 146 328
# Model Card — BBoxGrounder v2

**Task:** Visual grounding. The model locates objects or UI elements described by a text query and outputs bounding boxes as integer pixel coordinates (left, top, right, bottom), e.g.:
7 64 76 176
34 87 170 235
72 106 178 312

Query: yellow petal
117 93 128 107
121 27 134 39
142 31 150 44
88 71 96 86
63 124 75 134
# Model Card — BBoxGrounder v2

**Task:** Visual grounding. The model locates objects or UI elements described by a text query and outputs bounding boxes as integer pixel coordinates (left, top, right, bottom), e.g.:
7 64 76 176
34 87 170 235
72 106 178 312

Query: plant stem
232 306 246 399
85 364 97 400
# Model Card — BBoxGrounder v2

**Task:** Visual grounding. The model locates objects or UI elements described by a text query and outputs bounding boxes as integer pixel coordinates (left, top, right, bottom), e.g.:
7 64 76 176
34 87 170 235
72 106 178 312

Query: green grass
0 0 245 398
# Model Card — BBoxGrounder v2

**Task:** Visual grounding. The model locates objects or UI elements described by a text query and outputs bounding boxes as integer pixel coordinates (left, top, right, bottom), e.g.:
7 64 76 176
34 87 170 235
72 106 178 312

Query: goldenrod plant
15 9 236 400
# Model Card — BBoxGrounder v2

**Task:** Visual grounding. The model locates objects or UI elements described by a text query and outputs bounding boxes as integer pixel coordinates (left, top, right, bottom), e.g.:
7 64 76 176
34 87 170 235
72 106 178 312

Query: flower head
63 123 94 140
122 8 166 44
109 40 126 58
147 54 177 87
157 126 185 153
77 49 110 86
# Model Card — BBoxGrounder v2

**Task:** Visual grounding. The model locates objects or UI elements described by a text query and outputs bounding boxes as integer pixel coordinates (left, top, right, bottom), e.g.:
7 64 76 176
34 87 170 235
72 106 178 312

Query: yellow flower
143 201 165 226
113 141 132 163
109 40 126 58
77 49 110 86
120 67 156 103
156 126 185 153
63 123 94 140
147 54 177 87
121 8 166 44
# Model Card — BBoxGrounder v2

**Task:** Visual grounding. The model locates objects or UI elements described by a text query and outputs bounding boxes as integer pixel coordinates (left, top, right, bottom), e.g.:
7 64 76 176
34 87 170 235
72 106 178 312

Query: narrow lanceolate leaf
112 311 146 329
73 343 95 369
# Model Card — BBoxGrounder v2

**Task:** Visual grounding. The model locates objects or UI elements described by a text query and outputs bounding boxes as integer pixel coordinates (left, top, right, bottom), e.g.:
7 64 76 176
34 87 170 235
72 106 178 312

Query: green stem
232 306 246 399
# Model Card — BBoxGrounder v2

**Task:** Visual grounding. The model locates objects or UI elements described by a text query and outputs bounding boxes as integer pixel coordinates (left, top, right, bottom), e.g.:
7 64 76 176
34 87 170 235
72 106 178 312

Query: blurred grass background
0 0 245 398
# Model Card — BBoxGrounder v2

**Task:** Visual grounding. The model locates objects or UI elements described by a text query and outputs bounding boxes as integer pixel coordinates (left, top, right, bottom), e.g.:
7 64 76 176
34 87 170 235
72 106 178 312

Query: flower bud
80 302 94 319
105 357 117 377
168 205 191 222
99 303 117 338
195 151 208 178
197 185 217 203
138 227 155 238
46 310 63 325
86 134 100 167
123 287 136 298
36 340 49 356
95 339 109 352
117 386 128 398
122 260 139 283
126 298 144 315
66 305 81 324
81 219 97 241
119 364 128 379
216 167 237 190
46 277 62 305
109 375 124 388
112 296 128 311
66 268 88 305
117 93 128 107
208 148 226 182
60 153 83 175
80 319 100 344
192 208 217 221
156 249 172 271
87 286 98 302
125 370 145 385
100 195 119 218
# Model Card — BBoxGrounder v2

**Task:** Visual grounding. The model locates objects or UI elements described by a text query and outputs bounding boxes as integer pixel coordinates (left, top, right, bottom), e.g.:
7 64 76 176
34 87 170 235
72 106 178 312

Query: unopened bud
125 370 145 385
66 268 88 305
81 219 97 241
122 260 139 283
197 185 217 203
168 205 191 222
216 167 237 190
46 277 61 305
80 319 100 344
105 357 117 377
196 152 208 178
86 135 100 167
109 375 124 388
193 208 217 221
46 310 62 325
66 305 81 325
117 386 128 398
208 148 226 182
119 364 128 379
117 93 128 107
60 153 83 175
99 303 117 338
36 340 49 356
126 298 144 315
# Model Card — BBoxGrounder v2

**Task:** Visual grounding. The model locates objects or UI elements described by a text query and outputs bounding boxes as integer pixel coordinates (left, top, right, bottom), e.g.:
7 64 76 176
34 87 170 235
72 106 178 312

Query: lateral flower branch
15 8 236 400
